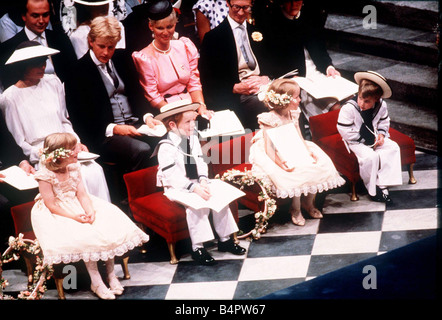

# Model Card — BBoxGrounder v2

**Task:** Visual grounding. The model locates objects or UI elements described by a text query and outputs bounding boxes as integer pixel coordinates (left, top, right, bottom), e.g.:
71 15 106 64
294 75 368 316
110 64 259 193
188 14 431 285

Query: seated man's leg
100 135 159 205
101 135 158 173
239 94 268 130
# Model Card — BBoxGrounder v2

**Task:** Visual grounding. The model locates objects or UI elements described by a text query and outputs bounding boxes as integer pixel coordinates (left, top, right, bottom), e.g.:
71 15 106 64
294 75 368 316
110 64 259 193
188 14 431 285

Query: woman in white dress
250 79 345 225
0 40 110 201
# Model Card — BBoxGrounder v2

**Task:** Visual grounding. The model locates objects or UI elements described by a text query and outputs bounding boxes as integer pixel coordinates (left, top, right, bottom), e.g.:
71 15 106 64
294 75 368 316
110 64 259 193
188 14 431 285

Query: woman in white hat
0 40 111 202
337 71 402 203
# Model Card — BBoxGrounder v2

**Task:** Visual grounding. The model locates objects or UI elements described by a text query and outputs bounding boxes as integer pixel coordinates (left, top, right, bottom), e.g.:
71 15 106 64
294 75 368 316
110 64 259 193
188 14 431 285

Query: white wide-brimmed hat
73 0 112 6
155 99 200 121
5 41 60 65
354 70 392 99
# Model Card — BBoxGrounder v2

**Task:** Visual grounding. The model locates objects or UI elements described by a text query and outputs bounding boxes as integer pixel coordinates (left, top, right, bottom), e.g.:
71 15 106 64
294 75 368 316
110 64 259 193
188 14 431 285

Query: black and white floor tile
2 151 439 301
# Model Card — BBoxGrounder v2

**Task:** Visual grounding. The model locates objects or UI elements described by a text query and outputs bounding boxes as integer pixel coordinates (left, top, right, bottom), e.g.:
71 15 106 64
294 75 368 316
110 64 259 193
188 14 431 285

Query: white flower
251 31 263 42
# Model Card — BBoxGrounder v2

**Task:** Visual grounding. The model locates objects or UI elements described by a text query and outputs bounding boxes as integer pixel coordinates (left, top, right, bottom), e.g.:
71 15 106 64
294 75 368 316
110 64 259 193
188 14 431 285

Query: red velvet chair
123 165 240 264
10 201 67 299
123 165 189 264
309 109 417 201
208 132 264 213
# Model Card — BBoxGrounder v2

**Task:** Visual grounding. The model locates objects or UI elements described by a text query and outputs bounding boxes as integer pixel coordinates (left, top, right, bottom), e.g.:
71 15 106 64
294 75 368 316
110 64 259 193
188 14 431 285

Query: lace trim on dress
272 174 346 199
252 168 346 199
42 231 149 266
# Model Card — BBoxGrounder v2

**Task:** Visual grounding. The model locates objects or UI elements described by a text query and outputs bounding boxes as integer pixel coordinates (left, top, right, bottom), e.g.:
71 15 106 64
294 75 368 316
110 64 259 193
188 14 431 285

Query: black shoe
381 193 392 203
218 239 246 255
370 187 392 203
369 194 384 202
191 248 215 265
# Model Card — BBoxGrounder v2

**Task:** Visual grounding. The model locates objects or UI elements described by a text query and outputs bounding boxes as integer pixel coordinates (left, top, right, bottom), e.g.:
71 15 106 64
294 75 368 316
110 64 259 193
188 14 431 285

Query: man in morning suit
64 15 161 178
254 0 342 127
198 0 270 130
0 0 77 90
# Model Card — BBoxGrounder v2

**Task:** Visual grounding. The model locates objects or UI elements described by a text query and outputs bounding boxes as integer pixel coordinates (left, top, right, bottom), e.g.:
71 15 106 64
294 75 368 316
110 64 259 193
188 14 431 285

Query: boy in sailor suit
337 71 402 203
155 100 246 265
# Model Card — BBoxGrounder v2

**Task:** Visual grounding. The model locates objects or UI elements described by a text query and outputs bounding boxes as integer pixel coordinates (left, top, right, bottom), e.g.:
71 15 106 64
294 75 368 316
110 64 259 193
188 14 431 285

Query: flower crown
40 147 72 163
263 90 292 108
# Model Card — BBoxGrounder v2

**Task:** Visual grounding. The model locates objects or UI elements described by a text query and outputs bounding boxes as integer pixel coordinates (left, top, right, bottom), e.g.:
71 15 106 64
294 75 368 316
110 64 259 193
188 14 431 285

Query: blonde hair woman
132 0 213 119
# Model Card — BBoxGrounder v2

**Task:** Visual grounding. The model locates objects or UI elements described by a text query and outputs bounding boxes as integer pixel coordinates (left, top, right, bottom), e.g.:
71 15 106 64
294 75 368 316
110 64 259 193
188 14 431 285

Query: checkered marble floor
2 151 439 300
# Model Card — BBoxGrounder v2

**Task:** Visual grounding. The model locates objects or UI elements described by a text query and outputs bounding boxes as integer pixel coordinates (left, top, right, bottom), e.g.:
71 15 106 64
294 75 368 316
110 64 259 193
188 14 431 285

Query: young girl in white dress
250 79 345 226
31 133 149 300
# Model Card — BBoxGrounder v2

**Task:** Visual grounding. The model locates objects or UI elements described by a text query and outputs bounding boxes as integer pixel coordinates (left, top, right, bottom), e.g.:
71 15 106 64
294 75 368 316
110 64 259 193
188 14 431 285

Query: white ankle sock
84 260 105 288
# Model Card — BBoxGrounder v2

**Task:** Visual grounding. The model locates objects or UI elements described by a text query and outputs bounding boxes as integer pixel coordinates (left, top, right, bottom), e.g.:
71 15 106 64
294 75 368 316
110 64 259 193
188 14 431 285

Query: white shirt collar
168 130 198 148
89 49 104 67
24 26 46 42
168 130 183 146
227 15 247 31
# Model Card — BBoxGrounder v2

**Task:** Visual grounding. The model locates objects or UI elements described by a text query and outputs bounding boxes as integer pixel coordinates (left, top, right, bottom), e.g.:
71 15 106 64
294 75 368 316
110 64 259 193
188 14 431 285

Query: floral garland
263 90 292 108
0 234 53 300
41 147 72 164
216 169 277 240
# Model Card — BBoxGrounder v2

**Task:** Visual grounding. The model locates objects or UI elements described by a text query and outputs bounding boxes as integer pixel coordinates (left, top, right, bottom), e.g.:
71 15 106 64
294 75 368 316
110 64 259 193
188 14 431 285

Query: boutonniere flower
251 31 263 42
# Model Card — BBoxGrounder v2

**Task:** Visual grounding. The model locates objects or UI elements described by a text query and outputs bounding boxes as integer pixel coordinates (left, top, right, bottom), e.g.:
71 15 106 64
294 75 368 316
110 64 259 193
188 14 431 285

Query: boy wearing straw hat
337 71 403 203
155 99 246 265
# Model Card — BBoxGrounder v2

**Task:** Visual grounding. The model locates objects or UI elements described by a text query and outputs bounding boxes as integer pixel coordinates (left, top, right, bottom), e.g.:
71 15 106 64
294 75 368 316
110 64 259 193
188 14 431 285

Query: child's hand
281 161 294 172
310 151 318 163
85 211 96 224
74 212 90 224
374 134 385 149
194 184 211 201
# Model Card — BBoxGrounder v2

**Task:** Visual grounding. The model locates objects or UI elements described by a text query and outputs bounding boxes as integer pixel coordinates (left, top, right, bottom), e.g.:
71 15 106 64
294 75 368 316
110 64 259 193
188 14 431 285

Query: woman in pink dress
132 0 213 119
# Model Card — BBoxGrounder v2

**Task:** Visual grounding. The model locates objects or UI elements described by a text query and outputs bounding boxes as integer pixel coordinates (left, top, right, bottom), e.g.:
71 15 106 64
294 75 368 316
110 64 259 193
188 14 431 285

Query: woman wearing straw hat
0 40 111 202
337 71 402 203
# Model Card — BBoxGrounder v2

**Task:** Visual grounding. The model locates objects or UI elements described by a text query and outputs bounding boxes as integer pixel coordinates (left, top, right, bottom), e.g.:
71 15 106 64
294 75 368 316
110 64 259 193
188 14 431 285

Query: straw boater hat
155 99 200 121
73 0 112 6
354 70 392 99
5 41 59 65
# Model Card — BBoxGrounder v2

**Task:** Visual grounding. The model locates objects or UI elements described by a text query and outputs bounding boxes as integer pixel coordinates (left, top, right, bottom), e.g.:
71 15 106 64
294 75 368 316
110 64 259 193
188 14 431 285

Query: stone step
369 0 439 31
329 49 438 109
387 99 438 152
329 0 439 32
324 13 438 67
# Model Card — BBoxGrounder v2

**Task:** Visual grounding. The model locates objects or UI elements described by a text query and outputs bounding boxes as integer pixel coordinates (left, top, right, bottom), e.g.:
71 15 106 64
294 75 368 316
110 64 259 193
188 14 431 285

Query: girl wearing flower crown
249 79 345 226
31 132 149 300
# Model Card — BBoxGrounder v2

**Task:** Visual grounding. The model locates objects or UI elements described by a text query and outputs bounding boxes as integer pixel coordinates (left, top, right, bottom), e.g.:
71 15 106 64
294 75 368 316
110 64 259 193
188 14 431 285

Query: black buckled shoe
382 193 392 203
370 187 392 203
369 194 384 202
218 239 246 255
191 247 215 265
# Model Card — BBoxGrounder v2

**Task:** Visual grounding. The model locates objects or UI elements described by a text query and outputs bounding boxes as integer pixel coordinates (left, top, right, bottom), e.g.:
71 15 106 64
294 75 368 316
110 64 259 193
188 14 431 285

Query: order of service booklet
198 110 245 138
266 123 314 170
164 179 245 212
294 75 359 101
0 165 38 190
137 123 167 137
